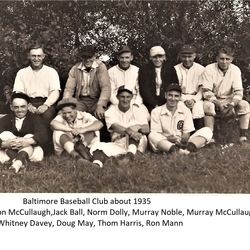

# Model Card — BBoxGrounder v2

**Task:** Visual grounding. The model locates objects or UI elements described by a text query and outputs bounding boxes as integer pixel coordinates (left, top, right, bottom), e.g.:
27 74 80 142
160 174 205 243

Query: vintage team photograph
0 0 249 193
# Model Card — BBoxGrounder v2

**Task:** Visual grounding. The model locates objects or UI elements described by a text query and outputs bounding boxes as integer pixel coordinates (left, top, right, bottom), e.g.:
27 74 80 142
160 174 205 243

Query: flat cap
80 45 95 57
11 92 30 103
166 83 182 93
57 98 78 110
117 85 133 95
150 46 165 57
117 45 132 55
180 44 196 54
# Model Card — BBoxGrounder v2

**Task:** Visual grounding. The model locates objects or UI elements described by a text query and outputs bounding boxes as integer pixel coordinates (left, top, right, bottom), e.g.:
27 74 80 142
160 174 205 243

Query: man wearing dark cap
148 83 212 154
50 97 106 168
108 45 149 119
138 46 179 113
63 45 111 121
174 44 205 130
0 92 48 173
100 85 149 163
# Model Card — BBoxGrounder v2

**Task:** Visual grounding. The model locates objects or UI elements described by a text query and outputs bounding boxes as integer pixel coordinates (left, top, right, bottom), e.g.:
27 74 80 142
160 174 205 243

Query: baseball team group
0 43 248 173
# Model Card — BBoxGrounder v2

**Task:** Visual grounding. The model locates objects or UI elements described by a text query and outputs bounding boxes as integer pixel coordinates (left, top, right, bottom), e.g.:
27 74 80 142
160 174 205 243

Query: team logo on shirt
177 120 184 130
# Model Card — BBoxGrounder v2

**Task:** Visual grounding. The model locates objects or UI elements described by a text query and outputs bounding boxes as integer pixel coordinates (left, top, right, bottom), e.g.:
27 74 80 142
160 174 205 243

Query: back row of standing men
0 43 248 172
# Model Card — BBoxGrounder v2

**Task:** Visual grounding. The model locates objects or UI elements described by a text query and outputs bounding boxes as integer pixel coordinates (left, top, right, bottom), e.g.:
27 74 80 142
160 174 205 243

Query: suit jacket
138 61 178 112
0 111 48 147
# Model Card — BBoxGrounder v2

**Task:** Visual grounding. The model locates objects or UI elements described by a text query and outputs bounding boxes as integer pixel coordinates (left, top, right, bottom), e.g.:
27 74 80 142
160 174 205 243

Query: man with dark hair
0 93 48 173
13 43 61 138
50 97 106 168
202 47 250 142
148 83 212 154
138 46 179 113
63 45 111 141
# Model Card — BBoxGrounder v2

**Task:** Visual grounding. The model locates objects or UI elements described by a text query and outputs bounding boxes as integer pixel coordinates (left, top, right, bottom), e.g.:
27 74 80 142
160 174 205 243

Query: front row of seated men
0 83 213 173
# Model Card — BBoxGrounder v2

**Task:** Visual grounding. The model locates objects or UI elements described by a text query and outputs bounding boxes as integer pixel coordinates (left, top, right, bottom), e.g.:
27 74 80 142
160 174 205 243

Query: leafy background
1 0 249 92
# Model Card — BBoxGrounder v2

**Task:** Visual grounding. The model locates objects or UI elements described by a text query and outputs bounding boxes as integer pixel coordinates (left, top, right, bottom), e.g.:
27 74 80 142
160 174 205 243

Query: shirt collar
116 64 131 72
216 63 231 74
78 60 99 71
160 103 184 116
181 63 194 70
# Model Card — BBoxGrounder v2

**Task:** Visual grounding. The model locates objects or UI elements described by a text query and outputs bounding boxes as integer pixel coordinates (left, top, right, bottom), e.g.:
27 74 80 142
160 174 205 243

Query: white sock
127 144 137 155
93 160 103 168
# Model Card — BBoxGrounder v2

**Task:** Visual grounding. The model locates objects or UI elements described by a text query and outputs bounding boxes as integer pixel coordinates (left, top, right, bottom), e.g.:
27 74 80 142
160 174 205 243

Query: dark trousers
30 97 56 142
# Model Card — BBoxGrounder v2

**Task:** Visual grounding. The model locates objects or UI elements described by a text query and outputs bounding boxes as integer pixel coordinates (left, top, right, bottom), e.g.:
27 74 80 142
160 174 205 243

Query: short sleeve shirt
13 65 61 98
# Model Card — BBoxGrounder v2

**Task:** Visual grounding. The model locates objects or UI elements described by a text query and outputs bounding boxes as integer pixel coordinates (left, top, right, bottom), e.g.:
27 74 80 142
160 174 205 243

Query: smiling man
138 46 178 113
108 45 149 119
13 44 61 140
148 83 212 154
0 93 48 173
103 85 149 163
174 44 205 130
50 98 106 168
202 47 250 142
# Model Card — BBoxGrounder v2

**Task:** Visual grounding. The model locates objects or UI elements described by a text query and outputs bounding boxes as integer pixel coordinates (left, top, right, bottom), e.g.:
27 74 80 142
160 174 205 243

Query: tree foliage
0 0 249 104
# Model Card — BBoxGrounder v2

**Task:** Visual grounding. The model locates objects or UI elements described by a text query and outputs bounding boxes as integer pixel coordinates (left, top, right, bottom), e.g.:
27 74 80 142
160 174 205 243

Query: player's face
82 55 95 68
180 53 196 68
29 48 45 70
10 98 29 119
61 106 77 123
216 53 233 71
117 91 133 111
117 52 133 70
165 90 181 109
150 54 166 68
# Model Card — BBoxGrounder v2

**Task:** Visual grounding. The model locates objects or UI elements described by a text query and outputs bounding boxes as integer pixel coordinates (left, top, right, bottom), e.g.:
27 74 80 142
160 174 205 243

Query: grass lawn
1 118 250 193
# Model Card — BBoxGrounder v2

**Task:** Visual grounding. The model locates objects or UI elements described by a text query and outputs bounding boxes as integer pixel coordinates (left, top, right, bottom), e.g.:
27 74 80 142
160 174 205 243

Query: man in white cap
174 44 205 130
148 83 213 154
138 45 178 113
108 45 149 120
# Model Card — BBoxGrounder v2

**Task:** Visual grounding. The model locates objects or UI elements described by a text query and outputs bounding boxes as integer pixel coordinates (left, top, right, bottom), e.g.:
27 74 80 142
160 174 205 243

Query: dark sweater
0 111 48 148
138 61 178 112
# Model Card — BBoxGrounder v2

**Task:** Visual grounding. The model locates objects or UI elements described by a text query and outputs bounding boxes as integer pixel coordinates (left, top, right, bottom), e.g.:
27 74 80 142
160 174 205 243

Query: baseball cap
180 44 196 54
57 98 78 110
117 85 133 95
80 45 95 57
117 45 132 55
165 83 182 93
11 92 30 103
150 46 165 57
